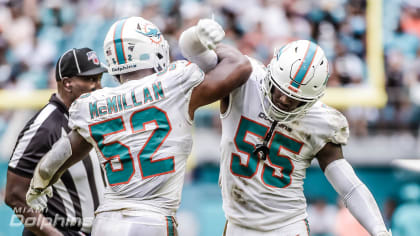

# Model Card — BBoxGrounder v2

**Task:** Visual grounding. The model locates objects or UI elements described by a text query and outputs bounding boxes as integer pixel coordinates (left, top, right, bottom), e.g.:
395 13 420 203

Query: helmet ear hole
157 53 163 59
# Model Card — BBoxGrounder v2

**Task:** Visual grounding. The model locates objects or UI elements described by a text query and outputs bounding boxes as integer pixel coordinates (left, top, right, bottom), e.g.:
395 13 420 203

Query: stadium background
0 0 420 235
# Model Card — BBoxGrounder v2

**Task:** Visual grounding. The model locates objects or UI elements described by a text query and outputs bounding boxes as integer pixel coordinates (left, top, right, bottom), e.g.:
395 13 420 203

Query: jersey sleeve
311 104 350 155
68 98 83 130
167 60 205 94
248 57 266 83
157 60 205 124
328 110 350 145
68 96 91 141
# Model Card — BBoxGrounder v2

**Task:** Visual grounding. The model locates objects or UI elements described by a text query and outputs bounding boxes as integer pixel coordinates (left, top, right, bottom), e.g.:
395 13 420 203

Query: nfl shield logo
87 51 100 65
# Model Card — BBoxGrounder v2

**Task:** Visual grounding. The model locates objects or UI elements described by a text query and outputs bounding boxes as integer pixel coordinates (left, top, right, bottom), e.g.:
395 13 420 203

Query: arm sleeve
178 26 218 72
324 159 388 235
32 135 73 189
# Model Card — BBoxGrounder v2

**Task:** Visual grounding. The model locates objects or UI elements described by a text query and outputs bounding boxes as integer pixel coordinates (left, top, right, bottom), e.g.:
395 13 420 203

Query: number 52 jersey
68 61 204 216
219 58 349 231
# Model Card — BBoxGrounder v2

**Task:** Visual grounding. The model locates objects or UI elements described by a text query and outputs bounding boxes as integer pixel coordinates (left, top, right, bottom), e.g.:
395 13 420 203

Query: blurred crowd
306 182 420 236
0 0 375 88
0 0 420 148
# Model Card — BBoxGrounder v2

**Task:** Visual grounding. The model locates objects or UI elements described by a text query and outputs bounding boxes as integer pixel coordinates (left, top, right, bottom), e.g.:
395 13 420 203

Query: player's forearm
213 46 251 89
37 130 92 188
344 184 389 235
32 136 73 189
324 159 388 235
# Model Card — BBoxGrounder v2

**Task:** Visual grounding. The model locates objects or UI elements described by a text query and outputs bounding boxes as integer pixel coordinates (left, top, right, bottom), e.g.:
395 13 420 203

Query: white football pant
224 219 310 236
92 211 177 236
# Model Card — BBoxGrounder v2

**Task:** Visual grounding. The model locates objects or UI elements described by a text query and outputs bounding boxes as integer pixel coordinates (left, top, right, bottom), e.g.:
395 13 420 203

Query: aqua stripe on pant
166 216 174 236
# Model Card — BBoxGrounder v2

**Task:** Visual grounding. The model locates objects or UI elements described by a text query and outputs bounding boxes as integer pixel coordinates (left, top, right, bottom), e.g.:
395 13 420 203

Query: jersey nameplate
89 81 166 119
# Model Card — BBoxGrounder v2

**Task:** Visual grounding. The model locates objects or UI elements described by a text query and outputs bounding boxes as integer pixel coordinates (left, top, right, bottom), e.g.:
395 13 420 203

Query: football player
182 38 391 235
25 16 251 236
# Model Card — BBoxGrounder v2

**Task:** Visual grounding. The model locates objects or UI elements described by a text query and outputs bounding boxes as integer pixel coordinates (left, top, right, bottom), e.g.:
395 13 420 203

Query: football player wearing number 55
183 39 391 235
220 40 391 236
25 16 251 236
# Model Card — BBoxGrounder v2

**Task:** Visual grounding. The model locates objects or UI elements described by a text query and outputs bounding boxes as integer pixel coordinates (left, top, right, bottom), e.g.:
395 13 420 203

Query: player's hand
196 19 225 50
26 179 53 211
375 230 392 236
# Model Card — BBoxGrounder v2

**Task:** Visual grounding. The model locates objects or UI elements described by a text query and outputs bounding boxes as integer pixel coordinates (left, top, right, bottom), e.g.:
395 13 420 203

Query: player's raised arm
188 44 251 116
179 19 252 118
316 143 391 236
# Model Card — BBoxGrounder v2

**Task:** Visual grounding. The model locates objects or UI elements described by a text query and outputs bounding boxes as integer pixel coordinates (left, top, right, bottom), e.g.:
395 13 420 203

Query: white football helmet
103 17 169 76
261 40 330 122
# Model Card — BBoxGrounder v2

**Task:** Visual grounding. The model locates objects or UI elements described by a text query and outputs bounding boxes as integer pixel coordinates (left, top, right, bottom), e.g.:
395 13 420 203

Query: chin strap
253 120 278 160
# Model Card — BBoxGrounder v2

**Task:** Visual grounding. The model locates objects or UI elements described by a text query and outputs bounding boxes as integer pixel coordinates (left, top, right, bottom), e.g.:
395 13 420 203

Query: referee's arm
6 113 64 236
5 172 63 236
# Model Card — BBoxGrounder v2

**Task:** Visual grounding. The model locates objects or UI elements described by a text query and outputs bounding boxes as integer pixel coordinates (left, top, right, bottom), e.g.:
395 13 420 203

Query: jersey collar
49 93 69 115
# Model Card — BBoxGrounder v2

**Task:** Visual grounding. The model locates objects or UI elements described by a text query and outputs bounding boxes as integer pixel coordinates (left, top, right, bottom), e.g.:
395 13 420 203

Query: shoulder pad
305 102 350 145
157 60 204 93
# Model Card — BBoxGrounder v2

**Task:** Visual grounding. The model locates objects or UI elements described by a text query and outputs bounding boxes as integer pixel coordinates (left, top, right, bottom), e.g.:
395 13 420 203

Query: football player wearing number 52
182 39 391 235
25 16 251 236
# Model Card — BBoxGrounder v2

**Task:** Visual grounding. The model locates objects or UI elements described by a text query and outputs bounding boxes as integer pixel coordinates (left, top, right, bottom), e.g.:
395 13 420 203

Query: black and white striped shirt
8 94 104 233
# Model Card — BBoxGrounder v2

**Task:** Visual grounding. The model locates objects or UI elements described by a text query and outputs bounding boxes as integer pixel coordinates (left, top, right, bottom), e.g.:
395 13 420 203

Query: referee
5 48 106 236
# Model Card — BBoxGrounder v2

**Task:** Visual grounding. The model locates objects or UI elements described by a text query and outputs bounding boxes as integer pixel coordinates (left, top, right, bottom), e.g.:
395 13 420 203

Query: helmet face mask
104 17 170 77
260 40 330 123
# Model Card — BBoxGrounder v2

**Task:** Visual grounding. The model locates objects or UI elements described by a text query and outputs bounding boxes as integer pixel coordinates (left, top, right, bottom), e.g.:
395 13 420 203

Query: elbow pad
324 159 388 235
179 26 218 72
32 136 73 189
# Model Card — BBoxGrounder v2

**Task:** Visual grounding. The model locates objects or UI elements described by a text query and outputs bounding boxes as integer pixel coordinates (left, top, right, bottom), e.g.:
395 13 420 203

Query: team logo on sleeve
86 51 100 65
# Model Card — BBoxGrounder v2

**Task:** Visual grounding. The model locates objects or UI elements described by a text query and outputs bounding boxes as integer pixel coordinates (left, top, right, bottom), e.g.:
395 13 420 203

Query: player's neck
119 69 155 83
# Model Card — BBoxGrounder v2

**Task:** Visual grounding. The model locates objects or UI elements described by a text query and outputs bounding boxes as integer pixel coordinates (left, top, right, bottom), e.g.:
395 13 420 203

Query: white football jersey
219 58 349 231
69 61 204 216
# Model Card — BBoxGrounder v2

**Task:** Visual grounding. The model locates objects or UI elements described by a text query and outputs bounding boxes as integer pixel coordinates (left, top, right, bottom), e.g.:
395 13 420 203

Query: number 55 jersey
68 61 204 216
219 58 349 231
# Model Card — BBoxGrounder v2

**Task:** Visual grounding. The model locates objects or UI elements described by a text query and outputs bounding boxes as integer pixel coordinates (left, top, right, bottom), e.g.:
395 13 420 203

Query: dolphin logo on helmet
136 23 162 44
